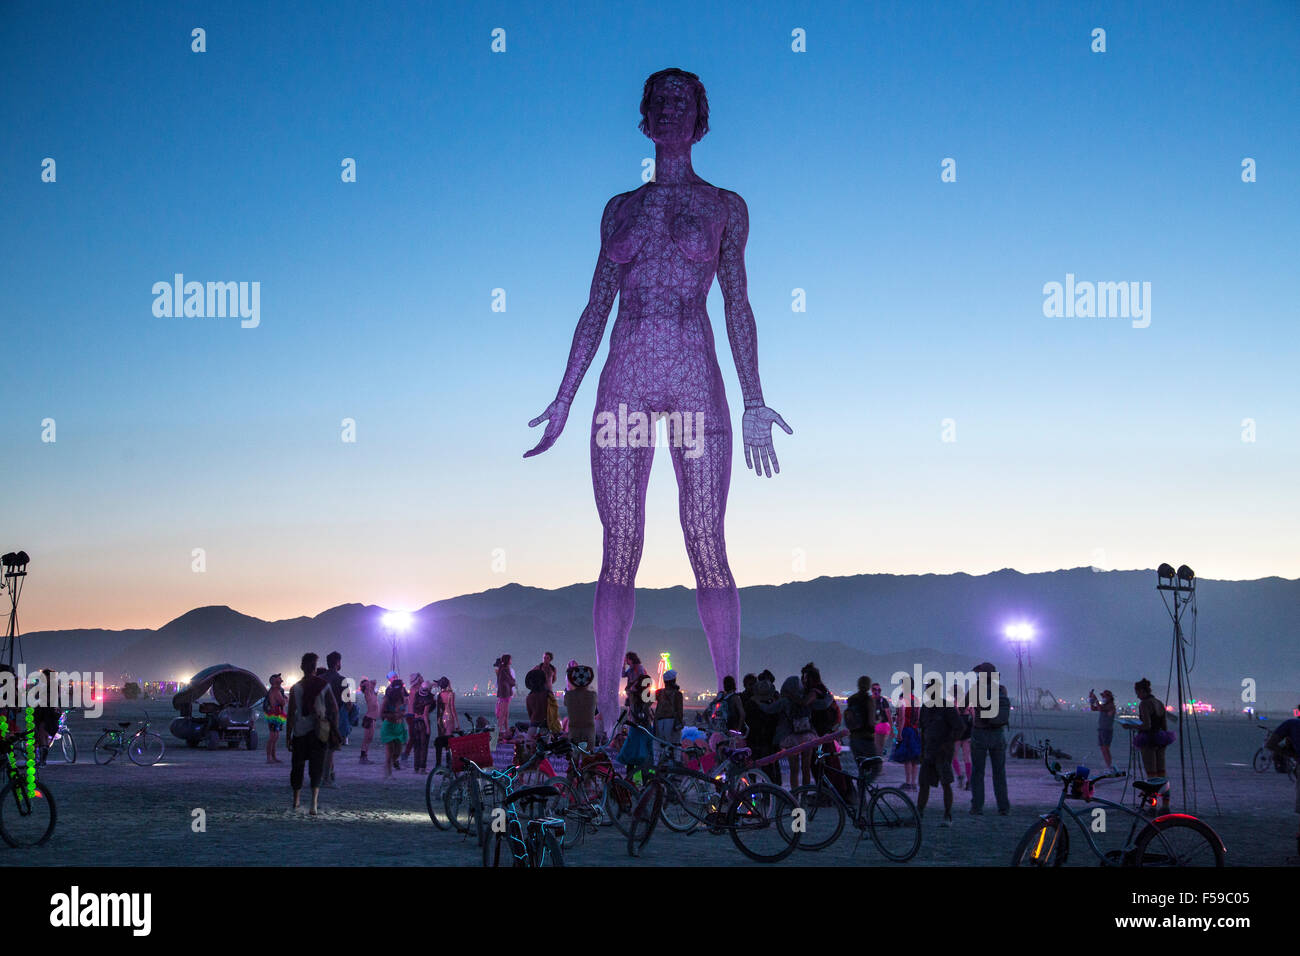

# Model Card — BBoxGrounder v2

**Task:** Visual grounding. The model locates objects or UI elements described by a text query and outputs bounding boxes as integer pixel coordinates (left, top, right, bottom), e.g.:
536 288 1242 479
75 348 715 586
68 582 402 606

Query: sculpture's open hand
742 405 792 477
524 399 571 458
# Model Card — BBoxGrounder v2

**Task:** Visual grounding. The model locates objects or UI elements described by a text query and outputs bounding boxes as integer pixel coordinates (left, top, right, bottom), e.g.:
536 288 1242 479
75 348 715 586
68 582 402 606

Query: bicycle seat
503 785 559 807
1133 778 1168 795
117 722 131 728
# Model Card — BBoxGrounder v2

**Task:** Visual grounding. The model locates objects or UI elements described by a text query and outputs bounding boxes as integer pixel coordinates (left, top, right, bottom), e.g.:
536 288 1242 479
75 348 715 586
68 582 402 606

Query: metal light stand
1 551 29 669
1156 564 1220 814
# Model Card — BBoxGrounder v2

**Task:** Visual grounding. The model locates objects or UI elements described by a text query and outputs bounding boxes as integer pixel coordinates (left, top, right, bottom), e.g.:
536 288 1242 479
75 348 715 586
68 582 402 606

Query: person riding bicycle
1265 706 1300 858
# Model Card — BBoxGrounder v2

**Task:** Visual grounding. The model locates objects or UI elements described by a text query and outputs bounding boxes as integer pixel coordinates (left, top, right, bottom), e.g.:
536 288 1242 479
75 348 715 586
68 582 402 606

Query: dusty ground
6 700 1296 867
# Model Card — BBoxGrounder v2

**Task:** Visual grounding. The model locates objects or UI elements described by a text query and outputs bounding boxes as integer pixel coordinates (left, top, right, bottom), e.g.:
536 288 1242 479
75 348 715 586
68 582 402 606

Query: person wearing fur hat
564 664 598 751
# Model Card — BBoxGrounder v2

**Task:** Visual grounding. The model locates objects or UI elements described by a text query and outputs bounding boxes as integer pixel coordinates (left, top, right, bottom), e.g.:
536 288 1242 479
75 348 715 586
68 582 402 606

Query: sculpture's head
639 68 710 146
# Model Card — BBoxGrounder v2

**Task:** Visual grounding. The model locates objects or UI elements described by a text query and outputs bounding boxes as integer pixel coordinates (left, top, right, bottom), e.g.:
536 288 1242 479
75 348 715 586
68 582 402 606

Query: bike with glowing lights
1011 738 1224 867
0 711 56 848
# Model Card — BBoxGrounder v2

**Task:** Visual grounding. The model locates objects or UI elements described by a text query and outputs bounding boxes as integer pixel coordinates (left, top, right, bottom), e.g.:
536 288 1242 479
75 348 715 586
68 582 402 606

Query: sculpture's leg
591 416 654 735
669 402 738 691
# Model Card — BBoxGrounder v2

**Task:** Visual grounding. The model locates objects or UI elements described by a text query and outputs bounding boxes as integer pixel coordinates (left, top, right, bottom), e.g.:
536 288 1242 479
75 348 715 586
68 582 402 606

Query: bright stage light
1004 623 1034 642
382 610 413 631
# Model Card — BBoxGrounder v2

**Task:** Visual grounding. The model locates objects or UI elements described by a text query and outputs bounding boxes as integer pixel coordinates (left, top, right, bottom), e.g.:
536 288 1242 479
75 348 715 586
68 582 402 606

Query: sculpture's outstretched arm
525 196 624 458
717 190 792 477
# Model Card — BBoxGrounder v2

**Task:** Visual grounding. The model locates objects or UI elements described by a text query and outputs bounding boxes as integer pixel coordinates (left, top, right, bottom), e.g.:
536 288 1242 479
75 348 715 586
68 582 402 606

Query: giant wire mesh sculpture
526 69 791 730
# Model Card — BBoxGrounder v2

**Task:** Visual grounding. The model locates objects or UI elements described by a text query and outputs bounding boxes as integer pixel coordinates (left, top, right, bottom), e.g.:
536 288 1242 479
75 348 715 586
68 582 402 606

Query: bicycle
33 710 76 766
443 733 566 847
538 740 640 848
1252 724 1298 780
0 710 57 848
93 715 165 766
1011 738 1225 867
791 747 922 861
466 759 566 867
623 728 801 863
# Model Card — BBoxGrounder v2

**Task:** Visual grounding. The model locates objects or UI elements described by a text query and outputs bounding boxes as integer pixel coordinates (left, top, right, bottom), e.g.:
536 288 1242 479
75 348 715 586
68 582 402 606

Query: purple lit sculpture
526 69 792 729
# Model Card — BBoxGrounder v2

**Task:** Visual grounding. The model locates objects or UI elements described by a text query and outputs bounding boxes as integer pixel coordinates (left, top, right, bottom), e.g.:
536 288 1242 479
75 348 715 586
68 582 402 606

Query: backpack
524 667 547 693
986 690 1010 728
706 693 735 733
844 700 866 732
300 680 331 744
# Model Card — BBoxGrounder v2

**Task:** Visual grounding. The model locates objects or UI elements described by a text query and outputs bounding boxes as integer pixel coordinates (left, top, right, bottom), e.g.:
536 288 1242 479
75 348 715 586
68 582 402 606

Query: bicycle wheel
129 733 165 766
659 772 708 834
599 775 639 836
542 828 566 867
791 784 846 851
484 828 513 867
1252 747 1271 773
425 768 455 829
444 774 474 834
61 733 76 765
1011 814 1069 866
866 786 922 862
0 778 56 848
1132 816 1224 867
92 732 119 765
627 779 665 857
541 776 589 849
727 781 800 863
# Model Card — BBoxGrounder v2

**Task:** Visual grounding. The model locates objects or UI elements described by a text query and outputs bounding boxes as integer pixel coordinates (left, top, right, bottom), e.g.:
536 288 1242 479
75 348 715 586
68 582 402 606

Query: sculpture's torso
600 182 729 408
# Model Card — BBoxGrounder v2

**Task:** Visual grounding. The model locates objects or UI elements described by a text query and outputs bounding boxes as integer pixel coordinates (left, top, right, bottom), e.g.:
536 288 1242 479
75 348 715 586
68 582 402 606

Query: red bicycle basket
449 732 493 772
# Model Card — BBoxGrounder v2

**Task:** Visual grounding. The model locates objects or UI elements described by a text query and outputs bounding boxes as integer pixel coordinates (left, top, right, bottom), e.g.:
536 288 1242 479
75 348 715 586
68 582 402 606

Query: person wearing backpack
969 661 1011 815
655 670 685 755
758 676 820 789
287 652 339 815
845 676 878 765
706 675 744 753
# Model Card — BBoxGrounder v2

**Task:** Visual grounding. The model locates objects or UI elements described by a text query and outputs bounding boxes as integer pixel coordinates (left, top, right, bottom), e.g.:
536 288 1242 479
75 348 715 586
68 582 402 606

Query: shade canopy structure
171 664 267 711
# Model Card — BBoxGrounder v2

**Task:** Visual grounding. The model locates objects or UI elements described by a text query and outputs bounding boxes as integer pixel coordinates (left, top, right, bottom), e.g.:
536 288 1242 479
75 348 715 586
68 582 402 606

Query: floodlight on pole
382 610 414 674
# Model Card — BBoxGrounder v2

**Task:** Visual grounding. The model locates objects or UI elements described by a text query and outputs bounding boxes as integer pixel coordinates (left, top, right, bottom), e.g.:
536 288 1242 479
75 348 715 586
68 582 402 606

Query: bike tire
601 775 638 836
543 828 565 867
1252 747 1271 773
659 772 707 834
128 733 165 767
627 779 665 857
61 732 76 765
425 767 455 829
1011 814 1069 866
727 781 800 863
1132 815 1225 867
0 778 56 848
541 775 590 849
791 784 846 851
866 786 922 862
92 733 119 765
444 774 474 834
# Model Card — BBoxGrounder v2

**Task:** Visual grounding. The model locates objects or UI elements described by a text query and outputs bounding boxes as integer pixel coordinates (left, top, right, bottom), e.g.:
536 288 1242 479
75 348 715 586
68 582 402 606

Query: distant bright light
382 610 414 631
1004 623 1034 642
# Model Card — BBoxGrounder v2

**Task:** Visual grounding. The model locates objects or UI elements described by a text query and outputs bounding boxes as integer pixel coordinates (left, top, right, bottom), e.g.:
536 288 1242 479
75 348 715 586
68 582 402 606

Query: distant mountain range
18 569 1300 712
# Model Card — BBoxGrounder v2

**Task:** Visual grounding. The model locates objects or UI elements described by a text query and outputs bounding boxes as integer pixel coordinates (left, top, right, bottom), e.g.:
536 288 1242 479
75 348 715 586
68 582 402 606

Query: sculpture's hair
638 68 710 143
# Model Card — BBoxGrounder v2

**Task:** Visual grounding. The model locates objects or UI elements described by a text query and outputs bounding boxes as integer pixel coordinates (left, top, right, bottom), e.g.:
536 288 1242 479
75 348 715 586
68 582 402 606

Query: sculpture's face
645 76 697 146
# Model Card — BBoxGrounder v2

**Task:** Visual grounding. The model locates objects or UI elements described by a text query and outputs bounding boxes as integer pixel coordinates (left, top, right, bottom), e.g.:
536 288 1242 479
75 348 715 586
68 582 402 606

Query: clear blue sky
3 1 1297 631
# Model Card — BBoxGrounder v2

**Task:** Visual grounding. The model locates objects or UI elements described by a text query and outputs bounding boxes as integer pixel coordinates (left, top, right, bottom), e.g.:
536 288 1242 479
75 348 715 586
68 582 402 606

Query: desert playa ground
6 699 1297 867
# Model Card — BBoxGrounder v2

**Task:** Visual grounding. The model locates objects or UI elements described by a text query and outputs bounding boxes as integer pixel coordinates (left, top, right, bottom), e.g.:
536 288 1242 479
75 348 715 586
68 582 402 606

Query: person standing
870 681 892 757
321 651 349 785
494 655 516 742
410 677 435 773
845 676 878 766
746 675 781 785
969 662 1011 815
264 674 287 764
891 678 922 791
655 669 684 756
1089 688 1117 772
1134 678 1171 780
952 682 973 790
379 674 408 777
564 665 598 751
433 677 457 769
358 678 379 764
287 653 338 815
917 679 963 828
